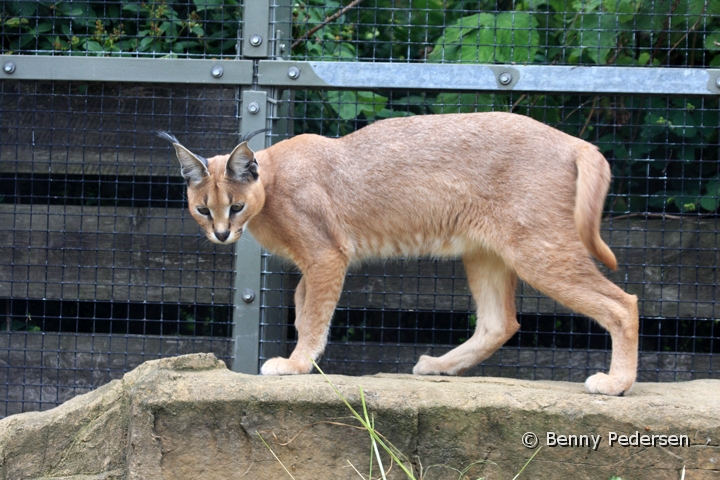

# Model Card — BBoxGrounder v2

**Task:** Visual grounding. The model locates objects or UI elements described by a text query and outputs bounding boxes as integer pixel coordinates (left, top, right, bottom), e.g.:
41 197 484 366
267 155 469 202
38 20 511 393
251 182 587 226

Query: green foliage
291 0 720 66
426 12 540 64
0 1 241 57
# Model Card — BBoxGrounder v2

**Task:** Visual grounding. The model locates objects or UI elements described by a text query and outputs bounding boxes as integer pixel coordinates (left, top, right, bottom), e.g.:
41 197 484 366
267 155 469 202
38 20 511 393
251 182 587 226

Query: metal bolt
498 72 513 85
287 66 300 80
247 102 260 114
211 65 224 78
249 34 263 47
3 62 16 74
242 289 255 303
716 77 720 89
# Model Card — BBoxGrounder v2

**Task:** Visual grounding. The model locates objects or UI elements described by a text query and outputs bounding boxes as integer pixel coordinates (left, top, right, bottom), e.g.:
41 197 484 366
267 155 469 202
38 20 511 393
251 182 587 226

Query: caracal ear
174 144 210 186
157 131 210 186
225 141 258 182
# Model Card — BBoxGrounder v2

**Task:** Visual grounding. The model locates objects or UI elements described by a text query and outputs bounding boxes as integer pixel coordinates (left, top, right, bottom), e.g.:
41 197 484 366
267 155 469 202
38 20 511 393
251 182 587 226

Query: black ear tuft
156 130 180 145
240 128 272 144
157 131 210 185
225 141 259 182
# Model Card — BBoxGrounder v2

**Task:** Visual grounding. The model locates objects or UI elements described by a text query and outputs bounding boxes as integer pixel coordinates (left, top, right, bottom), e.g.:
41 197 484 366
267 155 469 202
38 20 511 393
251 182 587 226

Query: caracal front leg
414 249 519 376
261 255 347 375
292 276 306 330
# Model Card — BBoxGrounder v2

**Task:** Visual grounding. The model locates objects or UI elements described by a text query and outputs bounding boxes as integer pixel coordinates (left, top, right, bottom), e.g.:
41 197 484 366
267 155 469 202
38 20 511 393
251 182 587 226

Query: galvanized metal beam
0 55 253 85
5 55 717 95
258 61 720 95
231 90 268 374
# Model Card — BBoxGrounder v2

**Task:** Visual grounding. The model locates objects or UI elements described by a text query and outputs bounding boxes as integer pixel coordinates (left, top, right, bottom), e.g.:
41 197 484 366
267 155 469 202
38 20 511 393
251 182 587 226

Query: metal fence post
232 0 293 374
231 89 269 374
241 0 271 58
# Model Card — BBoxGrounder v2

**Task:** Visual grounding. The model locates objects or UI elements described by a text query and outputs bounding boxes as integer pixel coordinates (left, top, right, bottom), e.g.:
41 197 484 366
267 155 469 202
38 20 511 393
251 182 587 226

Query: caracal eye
230 203 245 213
196 206 211 216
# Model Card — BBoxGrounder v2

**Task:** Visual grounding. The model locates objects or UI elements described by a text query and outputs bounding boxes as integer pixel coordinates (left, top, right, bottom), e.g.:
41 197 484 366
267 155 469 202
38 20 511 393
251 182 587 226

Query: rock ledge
0 353 717 479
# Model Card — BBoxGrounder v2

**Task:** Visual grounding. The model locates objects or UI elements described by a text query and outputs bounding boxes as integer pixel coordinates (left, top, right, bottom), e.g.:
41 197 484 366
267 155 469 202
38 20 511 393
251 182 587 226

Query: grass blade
512 446 542 480
257 430 296 480
311 358 416 479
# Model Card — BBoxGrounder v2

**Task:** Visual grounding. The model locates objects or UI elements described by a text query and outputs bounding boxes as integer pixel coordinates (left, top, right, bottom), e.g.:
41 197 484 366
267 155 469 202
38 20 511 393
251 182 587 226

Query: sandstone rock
0 353 717 479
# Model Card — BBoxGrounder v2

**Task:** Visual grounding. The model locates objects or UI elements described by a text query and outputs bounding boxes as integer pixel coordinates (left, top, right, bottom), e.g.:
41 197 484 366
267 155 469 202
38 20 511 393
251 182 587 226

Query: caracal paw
260 357 312 375
584 372 633 396
413 355 451 375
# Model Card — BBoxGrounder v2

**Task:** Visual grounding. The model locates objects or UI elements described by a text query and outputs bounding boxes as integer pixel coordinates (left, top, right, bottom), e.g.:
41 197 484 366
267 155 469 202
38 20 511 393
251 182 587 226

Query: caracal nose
214 230 230 242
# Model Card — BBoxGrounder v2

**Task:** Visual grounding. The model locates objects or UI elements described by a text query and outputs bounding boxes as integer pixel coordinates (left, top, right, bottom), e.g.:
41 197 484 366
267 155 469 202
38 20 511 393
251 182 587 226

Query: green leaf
704 178 720 195
671 0 707 29
706 33 720 51
375 109 414 119
549 0 569 12
668 110 698 139
603 0 640 21
56 3 85 17
355 91 389 118
172 41 202 53
494 12 540 63
394 95 428 106
665 189 700 212
428 12 539 64
139 36 155 51
193 0 224 11
572 0 602 12
698 109 719 140
113 40 137 51
158 21 174 35
576 13 618 64
524 0 553 8
84 40 103 52
699 195 719 212
34 21 54 34
677 147 697 162
326 91 359 120
637 52 651 65
8 2 39 17
640 111 670 140
431 93 501 114
325 91 388 120
3 17 29 28
336 42 357 59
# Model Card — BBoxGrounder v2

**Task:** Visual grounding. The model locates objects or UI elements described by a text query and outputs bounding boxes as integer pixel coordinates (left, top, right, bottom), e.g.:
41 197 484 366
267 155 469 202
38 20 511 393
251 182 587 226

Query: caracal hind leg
261 255 347 375
514 249 638 396
413 249 519 376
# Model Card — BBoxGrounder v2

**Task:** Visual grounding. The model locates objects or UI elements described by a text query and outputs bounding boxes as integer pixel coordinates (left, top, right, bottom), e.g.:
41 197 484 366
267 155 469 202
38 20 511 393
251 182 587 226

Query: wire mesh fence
0 80 242 416
283 0 720 66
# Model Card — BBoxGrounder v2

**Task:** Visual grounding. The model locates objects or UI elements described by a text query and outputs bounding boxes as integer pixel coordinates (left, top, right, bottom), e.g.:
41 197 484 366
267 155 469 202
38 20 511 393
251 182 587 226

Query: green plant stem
256 430 297 480
512 446 542 480
312 358 416 479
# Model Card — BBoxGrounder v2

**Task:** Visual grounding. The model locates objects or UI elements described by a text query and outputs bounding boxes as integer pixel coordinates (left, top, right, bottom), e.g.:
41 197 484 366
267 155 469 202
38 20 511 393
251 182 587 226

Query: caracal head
159 132 265 245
